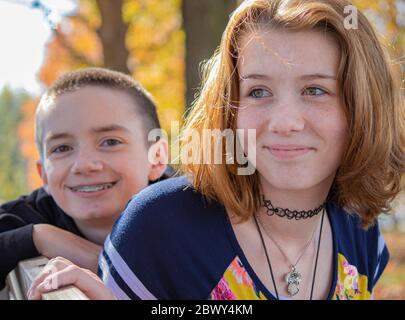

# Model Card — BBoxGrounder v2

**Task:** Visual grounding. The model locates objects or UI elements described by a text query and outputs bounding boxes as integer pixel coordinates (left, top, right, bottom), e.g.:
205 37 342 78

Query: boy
0 68 170 289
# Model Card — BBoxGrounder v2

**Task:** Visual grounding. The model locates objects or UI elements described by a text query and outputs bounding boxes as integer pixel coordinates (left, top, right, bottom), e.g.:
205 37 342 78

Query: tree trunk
96 0 130 74
182 0 237 112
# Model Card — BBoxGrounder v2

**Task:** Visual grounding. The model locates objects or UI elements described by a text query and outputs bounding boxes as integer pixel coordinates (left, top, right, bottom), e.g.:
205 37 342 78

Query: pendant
285 266 302 296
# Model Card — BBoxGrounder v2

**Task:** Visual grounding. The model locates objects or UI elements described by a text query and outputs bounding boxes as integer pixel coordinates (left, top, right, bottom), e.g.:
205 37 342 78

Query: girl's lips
265 146 314 159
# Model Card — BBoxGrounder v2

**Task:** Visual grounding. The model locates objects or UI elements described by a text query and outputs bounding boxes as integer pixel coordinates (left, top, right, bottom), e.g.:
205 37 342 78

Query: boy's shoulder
0 188 51 214
0 188 79 234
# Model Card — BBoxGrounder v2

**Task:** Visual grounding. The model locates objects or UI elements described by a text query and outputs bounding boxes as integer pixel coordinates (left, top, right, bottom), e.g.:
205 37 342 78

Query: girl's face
236 29 349 192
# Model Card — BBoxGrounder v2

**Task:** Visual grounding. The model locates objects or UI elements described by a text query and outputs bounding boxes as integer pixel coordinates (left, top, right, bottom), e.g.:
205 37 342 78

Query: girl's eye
249 88 272 98
52 145 72 154
101 139 122 147
303 87 327 96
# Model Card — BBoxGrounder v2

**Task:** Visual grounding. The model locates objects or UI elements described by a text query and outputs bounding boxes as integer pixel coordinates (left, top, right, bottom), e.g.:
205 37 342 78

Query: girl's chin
259 175 315 190
266 184 313 191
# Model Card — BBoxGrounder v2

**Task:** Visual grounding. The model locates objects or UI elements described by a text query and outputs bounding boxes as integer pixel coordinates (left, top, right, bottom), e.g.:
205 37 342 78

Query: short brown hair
35 67 161 156
180 0 405 228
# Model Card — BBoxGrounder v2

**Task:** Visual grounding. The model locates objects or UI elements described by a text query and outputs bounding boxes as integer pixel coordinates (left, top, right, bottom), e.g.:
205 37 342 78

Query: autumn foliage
18 0 185 190
17 98 42 191
16 0 404 192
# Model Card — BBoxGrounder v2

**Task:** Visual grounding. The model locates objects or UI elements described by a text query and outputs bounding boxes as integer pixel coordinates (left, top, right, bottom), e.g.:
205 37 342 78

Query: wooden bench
6 256 88 300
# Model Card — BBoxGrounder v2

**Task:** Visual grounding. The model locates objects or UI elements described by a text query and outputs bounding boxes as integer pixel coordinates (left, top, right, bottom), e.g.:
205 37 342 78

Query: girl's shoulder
328 202 389 298
120 175 226 229
100 176 235 299
328 202 383 246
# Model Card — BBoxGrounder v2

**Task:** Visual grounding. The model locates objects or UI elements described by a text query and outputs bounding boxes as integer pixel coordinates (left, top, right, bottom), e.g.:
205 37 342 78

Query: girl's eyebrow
239 74 272 82
300 74 337 81
239 73 337 82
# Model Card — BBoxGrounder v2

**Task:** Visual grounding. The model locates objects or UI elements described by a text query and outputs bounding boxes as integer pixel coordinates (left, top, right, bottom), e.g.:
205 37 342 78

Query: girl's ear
147 139 169 182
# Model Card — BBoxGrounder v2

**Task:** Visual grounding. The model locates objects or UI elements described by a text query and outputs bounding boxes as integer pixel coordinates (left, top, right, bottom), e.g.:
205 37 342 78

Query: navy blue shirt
99 176 389 300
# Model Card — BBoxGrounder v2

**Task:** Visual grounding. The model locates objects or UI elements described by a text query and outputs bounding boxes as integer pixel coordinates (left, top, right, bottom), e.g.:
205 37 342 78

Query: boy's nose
71 153 103 175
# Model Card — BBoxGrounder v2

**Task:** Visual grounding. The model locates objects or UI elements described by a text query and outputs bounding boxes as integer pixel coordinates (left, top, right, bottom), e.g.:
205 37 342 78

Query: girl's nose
266 98 305 135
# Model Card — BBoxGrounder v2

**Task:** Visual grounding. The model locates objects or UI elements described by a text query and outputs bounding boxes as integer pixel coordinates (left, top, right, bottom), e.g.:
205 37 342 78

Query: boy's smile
66 181 118 197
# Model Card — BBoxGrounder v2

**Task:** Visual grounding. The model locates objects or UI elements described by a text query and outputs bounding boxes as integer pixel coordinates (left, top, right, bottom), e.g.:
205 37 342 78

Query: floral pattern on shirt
210 256 266 300
210 253 372 300
333 253 371 300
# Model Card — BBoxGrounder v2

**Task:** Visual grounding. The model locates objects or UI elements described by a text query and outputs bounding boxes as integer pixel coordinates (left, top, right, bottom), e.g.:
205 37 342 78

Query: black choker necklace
261 195 326 220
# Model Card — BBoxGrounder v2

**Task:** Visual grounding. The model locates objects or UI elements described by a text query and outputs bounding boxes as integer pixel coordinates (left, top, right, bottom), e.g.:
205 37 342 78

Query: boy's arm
0 189 100 289
0 223 39 290
33 224 102 273
0 191 51 289
0 220 101 290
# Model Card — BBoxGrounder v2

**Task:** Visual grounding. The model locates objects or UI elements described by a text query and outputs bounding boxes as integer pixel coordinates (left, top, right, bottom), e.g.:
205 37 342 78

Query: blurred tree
352 0 405 74
18 0 186 190
39 0 129 74
182 0 238 112
0 87 29 200
96 0 130 73
17 98 42 191
38 0 184 131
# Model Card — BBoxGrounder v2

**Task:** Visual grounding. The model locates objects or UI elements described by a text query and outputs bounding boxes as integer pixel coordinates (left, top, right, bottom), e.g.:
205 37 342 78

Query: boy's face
37 86 157 223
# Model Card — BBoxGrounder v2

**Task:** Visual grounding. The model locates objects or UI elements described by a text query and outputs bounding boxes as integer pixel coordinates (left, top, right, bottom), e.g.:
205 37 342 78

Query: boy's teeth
72 183 113 192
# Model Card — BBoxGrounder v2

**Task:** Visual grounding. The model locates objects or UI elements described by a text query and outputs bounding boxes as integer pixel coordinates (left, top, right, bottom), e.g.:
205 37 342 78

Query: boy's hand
33 224 102 273
27 256 115 300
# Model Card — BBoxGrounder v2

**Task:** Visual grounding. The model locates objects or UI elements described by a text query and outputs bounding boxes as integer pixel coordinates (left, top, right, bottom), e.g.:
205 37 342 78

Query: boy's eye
101 139 122 147
303 87 327 96
249 88 272 98
52 145 72 154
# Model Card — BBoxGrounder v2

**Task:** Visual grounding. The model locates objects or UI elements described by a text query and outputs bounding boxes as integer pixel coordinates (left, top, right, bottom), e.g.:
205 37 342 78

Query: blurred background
0 0 403 299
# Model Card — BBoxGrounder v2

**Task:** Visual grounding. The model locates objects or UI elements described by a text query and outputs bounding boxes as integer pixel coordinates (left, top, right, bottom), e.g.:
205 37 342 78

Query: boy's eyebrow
239 73 337 81
45 125 131 144
45 132 73 144
90 124 131 134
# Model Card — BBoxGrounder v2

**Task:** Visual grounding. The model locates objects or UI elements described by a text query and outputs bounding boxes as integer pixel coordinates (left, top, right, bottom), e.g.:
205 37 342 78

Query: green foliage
0 87 29 201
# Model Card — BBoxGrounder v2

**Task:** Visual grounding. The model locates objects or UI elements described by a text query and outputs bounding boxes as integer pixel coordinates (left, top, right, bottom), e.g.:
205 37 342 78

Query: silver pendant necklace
256 212 320 296
254 208 325 299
